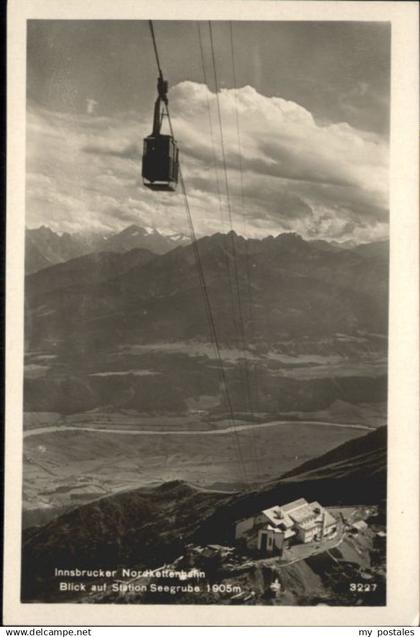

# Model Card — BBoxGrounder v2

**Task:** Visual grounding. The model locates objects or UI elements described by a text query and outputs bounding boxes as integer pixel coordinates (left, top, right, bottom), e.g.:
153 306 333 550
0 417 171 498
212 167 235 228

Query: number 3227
349 583 378 592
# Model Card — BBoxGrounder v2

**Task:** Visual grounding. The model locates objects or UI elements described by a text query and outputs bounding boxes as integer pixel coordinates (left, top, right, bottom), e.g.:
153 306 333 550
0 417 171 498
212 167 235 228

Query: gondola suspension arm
142 22 179 191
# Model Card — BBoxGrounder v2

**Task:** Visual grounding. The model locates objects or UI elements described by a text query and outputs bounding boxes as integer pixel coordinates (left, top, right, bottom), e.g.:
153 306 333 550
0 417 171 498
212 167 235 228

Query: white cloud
26 82 389 242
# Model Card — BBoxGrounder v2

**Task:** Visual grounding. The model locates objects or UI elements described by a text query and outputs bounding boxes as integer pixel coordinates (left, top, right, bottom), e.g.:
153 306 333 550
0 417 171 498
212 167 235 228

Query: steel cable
147 20 250 488
228 21 263 478
208 21 260 482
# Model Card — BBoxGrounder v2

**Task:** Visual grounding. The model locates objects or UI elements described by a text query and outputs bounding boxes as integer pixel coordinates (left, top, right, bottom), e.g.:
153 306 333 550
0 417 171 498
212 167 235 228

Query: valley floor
22 407 384 529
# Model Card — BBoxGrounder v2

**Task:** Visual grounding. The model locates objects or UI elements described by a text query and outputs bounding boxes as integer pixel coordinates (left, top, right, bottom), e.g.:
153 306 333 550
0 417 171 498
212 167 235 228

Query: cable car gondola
142 76 179 191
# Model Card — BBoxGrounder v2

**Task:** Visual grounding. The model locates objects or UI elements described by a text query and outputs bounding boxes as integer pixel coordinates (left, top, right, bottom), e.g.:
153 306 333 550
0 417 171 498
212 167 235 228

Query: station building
235 498 338 554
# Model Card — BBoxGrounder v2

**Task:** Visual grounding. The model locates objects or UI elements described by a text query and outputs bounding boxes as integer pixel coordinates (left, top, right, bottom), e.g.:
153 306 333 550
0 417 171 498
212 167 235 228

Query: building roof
280 498 308 513
295 503 336 529
281 498 317 529
261 498 336 535
262 505 294 528
289 506 317 526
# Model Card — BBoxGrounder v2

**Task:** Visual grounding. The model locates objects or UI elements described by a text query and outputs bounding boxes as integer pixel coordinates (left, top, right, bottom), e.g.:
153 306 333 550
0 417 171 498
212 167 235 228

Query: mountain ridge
25 224 191 274
25 224 387 275
25 230 389 350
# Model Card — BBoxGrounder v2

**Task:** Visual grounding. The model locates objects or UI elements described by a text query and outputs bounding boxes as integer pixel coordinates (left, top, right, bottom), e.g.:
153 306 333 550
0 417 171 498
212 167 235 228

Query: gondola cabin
142 75 179 191
142 133 179 191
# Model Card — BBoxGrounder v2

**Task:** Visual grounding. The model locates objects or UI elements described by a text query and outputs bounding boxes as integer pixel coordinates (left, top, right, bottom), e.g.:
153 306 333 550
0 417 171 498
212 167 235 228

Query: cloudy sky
26 20 390 242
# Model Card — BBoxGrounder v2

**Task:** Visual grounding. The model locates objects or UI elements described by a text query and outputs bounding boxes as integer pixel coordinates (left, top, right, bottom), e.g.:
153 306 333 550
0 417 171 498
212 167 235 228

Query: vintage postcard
4 0 419 626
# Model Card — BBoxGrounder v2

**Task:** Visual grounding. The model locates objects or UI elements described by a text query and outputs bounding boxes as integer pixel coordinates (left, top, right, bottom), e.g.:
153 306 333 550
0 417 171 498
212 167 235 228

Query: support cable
196 23 226 231
148 20 164 80
227 21 263 481
197 22 239 355
147 20 250 488
228 22 261 421
208 21 249 351
209 21 260 482
166 105 250 488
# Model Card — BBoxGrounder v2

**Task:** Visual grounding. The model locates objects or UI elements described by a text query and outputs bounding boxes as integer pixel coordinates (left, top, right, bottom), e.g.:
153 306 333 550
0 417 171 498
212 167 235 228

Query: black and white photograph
4 0 419 627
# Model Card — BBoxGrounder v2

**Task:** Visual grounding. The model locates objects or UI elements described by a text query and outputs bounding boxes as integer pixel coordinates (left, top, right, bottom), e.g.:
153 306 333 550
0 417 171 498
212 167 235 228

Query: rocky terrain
21 427 386 604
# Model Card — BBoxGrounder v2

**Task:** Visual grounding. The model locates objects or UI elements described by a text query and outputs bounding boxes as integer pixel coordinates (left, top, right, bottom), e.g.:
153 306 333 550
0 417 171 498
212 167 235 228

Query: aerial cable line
228 22 246 237
207 22 235 228
208 21 260 484
164 105 251 490
196 23 225 229
197 22 260 473
228 21 262 481
147 20 250 488
197 20 247 413
208 20 249 352
228 22 260 413
198 20 262 487
208 19 255 423
208 22 257 469
196 22 239 352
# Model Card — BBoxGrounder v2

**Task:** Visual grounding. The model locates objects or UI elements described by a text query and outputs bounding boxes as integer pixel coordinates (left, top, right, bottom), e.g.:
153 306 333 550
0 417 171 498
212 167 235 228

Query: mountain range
25 224 191 274
25 231 389 351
